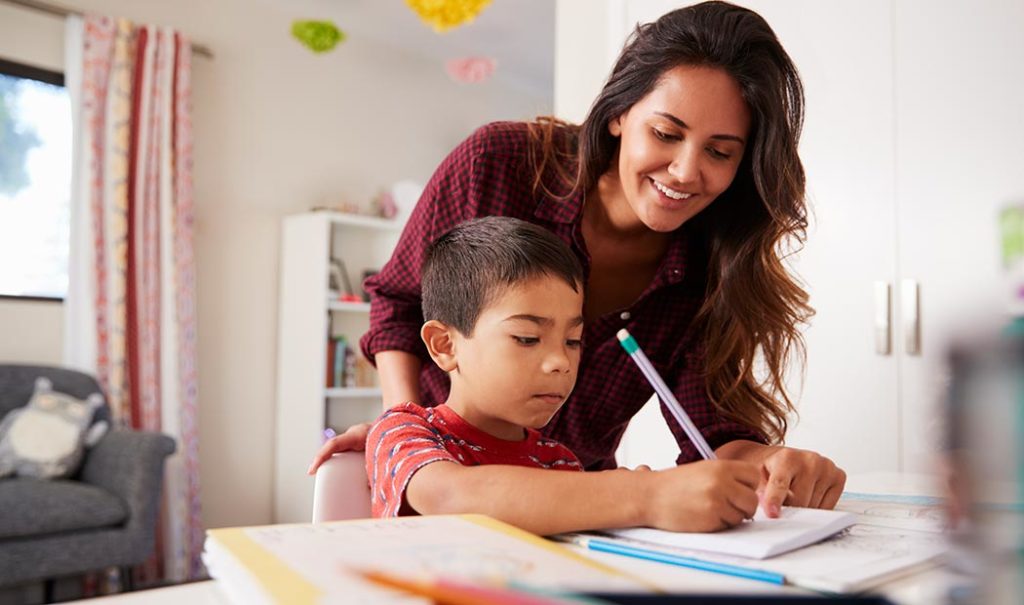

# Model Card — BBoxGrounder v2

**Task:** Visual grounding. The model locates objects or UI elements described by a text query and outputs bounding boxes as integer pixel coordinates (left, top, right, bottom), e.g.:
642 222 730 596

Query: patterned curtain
63 15 203 583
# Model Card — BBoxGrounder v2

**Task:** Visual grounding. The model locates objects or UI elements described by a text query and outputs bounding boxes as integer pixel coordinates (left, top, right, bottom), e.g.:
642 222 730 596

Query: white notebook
603 506 857 559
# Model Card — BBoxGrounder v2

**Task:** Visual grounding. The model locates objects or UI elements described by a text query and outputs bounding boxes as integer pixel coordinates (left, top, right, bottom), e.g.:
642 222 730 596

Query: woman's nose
667 144 701 185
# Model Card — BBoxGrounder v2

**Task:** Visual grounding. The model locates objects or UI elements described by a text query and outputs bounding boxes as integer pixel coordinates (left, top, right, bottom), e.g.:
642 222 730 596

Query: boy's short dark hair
421 217 584 336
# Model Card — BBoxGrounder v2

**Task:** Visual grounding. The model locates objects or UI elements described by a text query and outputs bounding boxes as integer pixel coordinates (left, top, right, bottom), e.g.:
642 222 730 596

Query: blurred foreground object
946 326 1024 604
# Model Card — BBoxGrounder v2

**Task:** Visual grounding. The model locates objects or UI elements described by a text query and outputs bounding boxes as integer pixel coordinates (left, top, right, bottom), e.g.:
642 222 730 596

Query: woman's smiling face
606 64 752 233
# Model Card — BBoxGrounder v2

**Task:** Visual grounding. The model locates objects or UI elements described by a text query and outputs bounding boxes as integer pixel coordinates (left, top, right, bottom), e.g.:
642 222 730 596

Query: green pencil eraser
617 329 639 354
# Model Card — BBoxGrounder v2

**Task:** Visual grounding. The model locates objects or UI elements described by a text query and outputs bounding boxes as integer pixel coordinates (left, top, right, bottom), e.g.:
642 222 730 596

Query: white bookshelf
327 300 371 312
274 211 402 523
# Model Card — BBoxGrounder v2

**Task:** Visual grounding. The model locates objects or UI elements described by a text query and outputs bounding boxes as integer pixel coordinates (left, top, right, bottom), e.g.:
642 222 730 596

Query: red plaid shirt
361 121 763 470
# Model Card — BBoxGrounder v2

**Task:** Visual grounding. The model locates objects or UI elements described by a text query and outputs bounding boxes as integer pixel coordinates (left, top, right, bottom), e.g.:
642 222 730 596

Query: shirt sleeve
666 353 766 465
359 127 492 365
365 406 458 518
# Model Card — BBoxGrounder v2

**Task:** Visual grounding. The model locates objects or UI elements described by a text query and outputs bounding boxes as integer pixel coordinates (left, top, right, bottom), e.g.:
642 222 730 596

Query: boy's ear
421 320 458 372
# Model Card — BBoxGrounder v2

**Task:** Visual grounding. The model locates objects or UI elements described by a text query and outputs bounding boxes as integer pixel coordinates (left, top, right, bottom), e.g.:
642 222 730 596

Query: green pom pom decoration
292 20 345 53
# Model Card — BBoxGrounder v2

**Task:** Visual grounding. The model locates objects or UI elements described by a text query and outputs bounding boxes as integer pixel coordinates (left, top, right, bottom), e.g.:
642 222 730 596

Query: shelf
328 300 371 312
323 212 403 231
325 387 382 399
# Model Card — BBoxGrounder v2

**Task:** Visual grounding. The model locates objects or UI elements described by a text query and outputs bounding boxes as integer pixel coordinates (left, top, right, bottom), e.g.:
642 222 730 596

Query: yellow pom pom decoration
405 0 493 33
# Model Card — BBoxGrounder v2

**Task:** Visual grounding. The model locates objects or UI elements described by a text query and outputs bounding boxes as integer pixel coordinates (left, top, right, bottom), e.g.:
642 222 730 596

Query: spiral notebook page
602 506 857 559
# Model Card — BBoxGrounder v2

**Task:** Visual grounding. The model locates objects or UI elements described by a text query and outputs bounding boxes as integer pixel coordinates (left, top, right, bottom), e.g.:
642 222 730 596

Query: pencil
563 534 786 585
616 329 716 460
356 569 607 605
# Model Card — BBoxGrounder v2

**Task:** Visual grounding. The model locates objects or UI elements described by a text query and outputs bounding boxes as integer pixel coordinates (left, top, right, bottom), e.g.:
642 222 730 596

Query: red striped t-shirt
366 402 583 518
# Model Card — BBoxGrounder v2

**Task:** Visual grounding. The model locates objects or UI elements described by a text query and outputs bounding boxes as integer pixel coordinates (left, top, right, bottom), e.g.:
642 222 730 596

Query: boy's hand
307 422 372 475
641 460 761 532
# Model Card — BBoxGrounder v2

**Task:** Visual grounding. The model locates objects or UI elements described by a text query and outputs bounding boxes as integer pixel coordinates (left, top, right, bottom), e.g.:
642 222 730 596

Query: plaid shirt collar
533 188 691 289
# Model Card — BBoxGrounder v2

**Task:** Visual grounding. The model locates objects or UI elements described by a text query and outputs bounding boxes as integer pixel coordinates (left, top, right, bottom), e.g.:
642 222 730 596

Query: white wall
0 0 551 529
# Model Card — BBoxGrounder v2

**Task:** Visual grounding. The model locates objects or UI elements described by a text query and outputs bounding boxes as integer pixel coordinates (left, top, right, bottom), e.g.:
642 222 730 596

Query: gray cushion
0 478 127 539
0 365 111 426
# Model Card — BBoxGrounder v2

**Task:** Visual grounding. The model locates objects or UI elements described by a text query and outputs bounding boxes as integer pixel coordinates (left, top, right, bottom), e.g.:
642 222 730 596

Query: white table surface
65 472 971 604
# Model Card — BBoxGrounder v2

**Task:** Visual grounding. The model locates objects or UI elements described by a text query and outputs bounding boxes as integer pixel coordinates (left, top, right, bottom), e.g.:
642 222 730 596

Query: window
0 57 71 301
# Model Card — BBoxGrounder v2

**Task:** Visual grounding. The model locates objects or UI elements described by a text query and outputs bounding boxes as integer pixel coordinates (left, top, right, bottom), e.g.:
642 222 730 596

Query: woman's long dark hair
527 1 812 445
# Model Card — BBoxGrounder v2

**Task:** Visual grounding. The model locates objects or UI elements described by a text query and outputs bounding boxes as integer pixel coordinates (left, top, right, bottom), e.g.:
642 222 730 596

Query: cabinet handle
902 279 920 355
874 281 891 355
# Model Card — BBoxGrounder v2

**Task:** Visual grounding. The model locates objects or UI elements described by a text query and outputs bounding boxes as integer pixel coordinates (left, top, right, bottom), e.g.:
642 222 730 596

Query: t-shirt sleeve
365 406 458 517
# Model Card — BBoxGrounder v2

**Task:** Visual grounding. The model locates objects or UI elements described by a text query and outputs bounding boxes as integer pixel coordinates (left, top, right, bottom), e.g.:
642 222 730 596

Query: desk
66 473 969 605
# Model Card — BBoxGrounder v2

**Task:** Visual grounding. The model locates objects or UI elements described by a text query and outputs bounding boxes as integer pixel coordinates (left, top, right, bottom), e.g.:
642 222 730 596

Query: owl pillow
0 377 109 479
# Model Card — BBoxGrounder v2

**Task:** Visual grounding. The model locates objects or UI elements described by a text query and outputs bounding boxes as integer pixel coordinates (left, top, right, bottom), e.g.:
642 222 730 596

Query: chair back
0 364 112 425
311 451 372 522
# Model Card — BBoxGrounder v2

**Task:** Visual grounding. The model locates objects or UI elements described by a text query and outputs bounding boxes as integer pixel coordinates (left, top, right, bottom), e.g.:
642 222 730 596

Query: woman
310 1 845 516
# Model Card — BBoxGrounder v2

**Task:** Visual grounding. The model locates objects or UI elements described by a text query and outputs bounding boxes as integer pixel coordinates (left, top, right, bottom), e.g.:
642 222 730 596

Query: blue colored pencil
616 329 716 460
575 535 786 585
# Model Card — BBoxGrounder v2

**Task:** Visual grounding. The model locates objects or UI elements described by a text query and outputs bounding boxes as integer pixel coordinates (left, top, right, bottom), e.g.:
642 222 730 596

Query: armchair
0 364 176 589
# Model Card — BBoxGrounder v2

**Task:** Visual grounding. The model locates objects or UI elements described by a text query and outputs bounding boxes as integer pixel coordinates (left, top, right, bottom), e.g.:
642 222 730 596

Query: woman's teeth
652 180 693 200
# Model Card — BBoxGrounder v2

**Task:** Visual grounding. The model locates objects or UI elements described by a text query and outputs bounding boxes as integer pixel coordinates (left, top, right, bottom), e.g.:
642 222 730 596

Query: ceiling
285 0 555 95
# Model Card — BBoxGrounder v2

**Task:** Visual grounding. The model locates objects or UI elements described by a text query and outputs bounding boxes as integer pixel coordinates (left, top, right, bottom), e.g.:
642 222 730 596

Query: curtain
63 14 202 583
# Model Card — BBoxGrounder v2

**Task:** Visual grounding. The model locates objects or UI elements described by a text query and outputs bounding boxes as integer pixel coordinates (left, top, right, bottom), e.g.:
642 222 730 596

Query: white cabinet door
893 0 1024 472
615 0 900 473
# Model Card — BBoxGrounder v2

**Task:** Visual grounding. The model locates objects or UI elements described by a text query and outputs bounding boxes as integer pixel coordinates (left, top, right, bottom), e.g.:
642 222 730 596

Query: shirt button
620 311 631 321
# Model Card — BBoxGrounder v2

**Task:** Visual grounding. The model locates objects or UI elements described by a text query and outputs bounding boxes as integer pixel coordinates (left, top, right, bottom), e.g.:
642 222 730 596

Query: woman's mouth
650 178 695 201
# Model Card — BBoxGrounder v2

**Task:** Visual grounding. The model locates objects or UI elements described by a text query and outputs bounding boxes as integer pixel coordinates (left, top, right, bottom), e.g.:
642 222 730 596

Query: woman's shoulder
460 119 577 159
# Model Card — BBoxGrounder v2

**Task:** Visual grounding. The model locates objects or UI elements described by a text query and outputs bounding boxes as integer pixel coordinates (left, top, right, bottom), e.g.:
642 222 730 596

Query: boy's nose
542 347 572 374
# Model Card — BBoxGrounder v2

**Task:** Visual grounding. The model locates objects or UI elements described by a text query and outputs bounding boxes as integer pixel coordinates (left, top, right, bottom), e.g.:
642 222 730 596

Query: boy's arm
406 459 761 536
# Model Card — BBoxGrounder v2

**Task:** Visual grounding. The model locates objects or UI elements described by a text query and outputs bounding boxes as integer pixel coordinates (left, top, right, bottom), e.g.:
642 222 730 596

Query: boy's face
444 274 584 441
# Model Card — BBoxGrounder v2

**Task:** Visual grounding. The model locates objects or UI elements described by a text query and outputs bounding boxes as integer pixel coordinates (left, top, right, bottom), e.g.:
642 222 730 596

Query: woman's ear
608 114 624 137
421 320 458 372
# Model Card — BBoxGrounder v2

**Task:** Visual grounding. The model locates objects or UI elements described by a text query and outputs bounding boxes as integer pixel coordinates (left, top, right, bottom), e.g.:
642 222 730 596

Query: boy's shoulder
372 402 453 437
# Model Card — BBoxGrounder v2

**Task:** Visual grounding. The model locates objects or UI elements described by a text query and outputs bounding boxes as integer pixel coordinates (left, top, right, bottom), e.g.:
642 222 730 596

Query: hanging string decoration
445 57 497 83
291 20 346 53
405 0 493 33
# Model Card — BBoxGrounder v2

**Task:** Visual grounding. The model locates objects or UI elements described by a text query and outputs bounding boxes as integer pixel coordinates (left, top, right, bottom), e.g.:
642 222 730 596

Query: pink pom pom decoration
445 57 497 83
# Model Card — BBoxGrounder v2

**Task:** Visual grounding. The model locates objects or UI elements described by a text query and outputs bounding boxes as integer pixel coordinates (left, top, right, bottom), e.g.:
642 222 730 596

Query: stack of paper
566 499 949 593
203 514 645 605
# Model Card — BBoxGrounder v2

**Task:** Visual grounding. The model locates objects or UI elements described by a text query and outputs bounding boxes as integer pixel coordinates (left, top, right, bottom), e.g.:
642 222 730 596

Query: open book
604 506 857 559
203 514 645 605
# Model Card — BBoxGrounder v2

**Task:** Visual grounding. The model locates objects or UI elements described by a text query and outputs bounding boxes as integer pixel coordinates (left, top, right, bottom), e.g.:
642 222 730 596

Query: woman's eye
653 128 680 142
566 339 583 348
707 146 731 160
513 336 540 346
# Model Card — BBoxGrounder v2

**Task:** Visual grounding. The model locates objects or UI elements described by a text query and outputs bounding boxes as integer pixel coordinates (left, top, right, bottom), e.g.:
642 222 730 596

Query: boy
366 217 761 536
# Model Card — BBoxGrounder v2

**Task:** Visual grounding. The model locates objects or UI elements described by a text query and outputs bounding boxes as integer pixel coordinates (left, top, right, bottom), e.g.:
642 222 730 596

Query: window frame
0 56 68 304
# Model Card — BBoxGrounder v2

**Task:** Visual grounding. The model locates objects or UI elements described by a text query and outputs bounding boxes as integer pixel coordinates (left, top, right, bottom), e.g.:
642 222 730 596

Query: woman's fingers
306 423 372 474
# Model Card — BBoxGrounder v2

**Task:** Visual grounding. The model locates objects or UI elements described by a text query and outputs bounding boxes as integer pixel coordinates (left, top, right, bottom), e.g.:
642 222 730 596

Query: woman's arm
406 458 762 536
376 350 422 410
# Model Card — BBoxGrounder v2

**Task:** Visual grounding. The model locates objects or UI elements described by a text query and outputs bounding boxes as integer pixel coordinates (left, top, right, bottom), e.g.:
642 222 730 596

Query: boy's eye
513 336 540 346
566 339 583 348
653 128 680 142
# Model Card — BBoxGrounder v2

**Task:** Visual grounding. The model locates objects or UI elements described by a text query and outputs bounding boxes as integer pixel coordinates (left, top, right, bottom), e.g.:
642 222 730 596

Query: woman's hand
716 440 846 517
641 460 761 532
306 422 372 475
